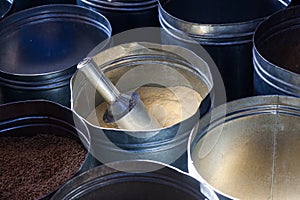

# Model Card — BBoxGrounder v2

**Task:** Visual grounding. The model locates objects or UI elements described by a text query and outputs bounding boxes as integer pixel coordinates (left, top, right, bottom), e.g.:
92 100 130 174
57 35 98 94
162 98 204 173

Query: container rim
253 46 300 96
0 0 14 19
51 159 219 200
79 0 158 11
0 4 112 76
70 42 214 133
158 0 290 43
0 99 91 148
0 99 92 200
253 5 300 76
187 95 300 199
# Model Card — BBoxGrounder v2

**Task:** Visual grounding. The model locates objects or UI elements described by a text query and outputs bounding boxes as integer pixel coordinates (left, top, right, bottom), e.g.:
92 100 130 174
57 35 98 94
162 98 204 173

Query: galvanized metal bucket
158 0 290 101
0 5 111 107
253 5 300 97
0 100 94 200
71 42 213 172
77 0 159 34
51 160 219 200
188 95 300 199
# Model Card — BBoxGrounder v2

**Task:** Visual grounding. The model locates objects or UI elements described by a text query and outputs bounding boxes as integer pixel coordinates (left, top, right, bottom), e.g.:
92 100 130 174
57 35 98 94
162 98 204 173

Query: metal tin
0 4 111 107
77 0 159 34
71 42 214 172
253 6 300 97
0 100 95 200
188 95 300 199
51 160 218 200
12 0 77 12
158 0 290 101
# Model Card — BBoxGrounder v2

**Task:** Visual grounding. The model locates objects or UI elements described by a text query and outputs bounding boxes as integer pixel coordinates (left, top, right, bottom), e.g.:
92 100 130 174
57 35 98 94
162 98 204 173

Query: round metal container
71 42 213 172
253 6 300 97
158 0 290 101
77 0 159 34
12 0 77 12
0 100 94 200
188 95 300 199
0 4 111 107
51 160 218 200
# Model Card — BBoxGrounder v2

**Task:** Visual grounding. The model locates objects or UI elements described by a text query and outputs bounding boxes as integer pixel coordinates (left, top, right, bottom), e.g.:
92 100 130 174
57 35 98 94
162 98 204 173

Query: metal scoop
77 57 161 131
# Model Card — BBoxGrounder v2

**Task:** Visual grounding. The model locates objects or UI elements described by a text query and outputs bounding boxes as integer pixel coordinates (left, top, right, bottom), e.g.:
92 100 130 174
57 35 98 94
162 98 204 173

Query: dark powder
0 134 87 200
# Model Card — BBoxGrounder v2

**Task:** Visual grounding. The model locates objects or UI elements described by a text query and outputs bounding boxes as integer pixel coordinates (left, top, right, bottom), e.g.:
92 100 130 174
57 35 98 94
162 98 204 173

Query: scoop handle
77 57 120 104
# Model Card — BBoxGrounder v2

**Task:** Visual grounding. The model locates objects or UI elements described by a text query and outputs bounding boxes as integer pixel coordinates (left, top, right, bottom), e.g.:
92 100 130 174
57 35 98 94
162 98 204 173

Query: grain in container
253 5 300 97
188 95 300 199
0 4 111 107
0 100 94 200
77 0 159 34
158 0 290 101
51 160 219 200
71 42 214 172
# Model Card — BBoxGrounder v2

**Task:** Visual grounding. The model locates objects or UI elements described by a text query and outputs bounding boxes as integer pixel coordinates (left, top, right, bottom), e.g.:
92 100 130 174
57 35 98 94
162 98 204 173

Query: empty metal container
71 42 214 172
0 4 111 107
253 5 300 97
158 0 290 101
51 160 218 200
188 95 300 199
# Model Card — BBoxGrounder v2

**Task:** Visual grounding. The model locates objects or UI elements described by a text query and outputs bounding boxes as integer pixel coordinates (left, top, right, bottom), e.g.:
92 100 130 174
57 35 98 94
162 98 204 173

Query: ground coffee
0 134 87 200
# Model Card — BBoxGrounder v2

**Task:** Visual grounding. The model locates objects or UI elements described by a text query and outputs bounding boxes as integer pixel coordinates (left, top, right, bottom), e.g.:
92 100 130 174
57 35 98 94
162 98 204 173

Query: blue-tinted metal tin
0 4 111 107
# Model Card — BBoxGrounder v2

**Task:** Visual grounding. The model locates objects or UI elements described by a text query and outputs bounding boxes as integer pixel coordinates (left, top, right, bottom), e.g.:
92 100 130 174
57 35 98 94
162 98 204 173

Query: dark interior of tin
258 28 300 74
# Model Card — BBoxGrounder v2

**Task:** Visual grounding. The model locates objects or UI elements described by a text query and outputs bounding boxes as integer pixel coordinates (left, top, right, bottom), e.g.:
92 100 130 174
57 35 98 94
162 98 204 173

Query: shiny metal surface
77 57 161 130
159 0 290 101
253 6 300 97
12 0 77 12
189 95 300 200
78 58 121 103
0 5 111 107
71 42 213 172
77 0 159 34
0 0 13 19
158 0 290 44
51 160 216 200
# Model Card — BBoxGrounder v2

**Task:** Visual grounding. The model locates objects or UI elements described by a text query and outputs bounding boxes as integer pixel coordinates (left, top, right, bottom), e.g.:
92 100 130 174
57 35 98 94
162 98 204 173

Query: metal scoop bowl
77 57 161 131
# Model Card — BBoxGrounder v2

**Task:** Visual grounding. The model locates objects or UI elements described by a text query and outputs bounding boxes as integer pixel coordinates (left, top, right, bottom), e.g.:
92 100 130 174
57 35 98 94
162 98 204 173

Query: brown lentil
0 134 87 200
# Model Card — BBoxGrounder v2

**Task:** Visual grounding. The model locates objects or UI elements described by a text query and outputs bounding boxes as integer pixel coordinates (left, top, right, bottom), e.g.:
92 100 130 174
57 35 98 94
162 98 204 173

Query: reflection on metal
189 95 300 199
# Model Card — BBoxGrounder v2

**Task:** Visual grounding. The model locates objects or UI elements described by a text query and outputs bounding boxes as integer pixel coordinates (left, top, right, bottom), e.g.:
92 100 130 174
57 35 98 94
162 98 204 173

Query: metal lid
0 4 111 75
